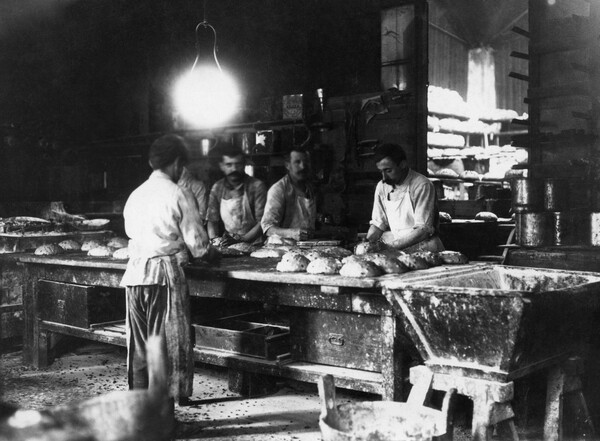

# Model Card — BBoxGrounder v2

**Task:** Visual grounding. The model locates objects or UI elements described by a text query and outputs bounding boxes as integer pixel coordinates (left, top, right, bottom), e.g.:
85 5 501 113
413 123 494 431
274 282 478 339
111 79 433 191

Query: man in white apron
206 143 267 245
121 134 218 406
366 143 444 252
261 147 317 241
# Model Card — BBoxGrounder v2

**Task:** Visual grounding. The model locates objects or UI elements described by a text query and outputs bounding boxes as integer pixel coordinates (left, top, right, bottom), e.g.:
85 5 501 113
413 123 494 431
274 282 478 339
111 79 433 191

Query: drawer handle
328 333 344 346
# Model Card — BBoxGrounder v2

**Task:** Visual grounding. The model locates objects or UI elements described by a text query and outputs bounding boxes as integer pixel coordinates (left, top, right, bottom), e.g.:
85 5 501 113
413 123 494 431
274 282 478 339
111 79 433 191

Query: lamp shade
173 65 240 129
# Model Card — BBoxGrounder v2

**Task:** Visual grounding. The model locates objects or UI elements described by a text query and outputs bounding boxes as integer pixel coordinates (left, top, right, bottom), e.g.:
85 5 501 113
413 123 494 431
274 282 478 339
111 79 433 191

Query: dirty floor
1 340 594 440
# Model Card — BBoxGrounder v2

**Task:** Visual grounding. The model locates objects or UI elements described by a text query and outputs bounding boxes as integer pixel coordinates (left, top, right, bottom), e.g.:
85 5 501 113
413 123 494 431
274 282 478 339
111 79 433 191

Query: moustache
227 171 244 179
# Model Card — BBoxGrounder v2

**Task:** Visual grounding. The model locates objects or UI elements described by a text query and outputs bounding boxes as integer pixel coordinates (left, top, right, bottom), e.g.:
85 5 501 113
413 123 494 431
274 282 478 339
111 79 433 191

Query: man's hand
288 228 313 241
220 232 242 247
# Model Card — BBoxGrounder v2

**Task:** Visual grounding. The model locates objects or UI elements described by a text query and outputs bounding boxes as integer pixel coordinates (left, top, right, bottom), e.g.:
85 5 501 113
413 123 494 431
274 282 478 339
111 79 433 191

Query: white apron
220 188 256 236
381 185 444 253
287 194 316 230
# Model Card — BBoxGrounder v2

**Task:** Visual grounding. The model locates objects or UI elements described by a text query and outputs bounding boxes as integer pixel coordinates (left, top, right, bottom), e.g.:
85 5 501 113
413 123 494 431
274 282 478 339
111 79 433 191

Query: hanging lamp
173 2 240 129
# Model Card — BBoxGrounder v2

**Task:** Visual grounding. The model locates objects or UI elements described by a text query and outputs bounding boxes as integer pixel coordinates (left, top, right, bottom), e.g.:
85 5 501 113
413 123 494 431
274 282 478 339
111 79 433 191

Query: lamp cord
193 0 222 73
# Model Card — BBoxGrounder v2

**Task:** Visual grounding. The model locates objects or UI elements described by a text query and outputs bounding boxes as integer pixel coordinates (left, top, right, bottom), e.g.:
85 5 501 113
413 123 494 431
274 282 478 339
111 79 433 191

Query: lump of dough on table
320 246 352 259
106 237 128 249
227 242 257 254
438 250 469 264
412 251 442 267
34 243 64 256
81 239 103 251
339 260 383 278
250 248 288 259
276 252 310 272
58 239 81 251
362 253 409 274
397 253 429 270
112 247 130 260
306 257 342 275
475 211 498 222
88 245 113 257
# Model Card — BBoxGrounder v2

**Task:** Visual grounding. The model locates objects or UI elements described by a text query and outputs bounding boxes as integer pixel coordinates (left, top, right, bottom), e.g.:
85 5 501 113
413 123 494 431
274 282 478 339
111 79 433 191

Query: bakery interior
2 0 600 440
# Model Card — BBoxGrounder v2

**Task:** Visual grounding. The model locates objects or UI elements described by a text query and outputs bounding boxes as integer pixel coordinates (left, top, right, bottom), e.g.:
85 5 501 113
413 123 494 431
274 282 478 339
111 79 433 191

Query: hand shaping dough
354 241 381 256
276 253 310 272
439 212 452 223
339 260 383 278
88 246 113 257
34 243 64 256
106 237 128 249
112 247 130 260
58 239 81 251
438 250 469 264
306 257 342 275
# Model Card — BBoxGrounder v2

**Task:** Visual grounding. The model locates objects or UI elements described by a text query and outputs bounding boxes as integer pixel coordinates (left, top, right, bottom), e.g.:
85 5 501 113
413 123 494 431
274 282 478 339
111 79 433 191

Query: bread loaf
88 246 113 257
250 248 287 259
475 211 498 222
412 251 442 267
106 237 128 249
112 247 130 260
306 257 342 275
354 241 381 255
361 253 408 274
58 239 81 251
276 253 310 272
34 243 64 256
438 250 469 264
339 260 383 278
81 240 102 251
397 253 429 270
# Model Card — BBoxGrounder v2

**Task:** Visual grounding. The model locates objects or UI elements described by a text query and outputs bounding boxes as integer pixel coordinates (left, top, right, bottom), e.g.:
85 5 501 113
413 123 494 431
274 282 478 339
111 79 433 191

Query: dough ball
276 253 310 272
341 255 365 265
437 168 459 178
439 212 452 223
339 260 383 278
58 239 81 251
362 253 409 274
412 251 442 267
438 250 469 264
106 237 128 249
460 170 481 180
306 257 342 275
250 248 287 259
87 246 113 257
475 211 498 222
397 253 429 270
112 247 130 260
320 246 352 259
81 240 103 251
34 243 64 256
354 241 381 256
304 249 328 261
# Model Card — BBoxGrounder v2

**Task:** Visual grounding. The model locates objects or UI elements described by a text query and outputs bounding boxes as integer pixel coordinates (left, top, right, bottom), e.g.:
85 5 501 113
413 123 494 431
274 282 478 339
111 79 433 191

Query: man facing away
121 134 218 405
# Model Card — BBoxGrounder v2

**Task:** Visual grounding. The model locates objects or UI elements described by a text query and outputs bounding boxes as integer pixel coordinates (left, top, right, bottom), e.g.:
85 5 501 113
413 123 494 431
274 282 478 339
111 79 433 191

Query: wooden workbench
19 253 473 400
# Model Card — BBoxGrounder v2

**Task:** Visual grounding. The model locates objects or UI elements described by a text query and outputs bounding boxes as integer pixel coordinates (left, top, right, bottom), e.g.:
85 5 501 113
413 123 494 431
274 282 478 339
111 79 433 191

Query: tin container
544 178 569 211
510 178 542 213
515 212 551 247
553 211 589 246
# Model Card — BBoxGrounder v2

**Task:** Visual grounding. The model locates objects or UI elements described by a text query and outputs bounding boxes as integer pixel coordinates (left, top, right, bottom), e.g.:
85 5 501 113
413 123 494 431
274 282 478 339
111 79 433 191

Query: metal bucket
515 212 551 247
544 178 569 211
318 375 451 441
553 211 589 246
510 178 542 213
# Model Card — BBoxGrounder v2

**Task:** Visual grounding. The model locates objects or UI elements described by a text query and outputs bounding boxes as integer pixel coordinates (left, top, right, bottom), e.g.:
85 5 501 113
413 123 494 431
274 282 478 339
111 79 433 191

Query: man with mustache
366 143 444 252
206 142 267 245
261 146 316 242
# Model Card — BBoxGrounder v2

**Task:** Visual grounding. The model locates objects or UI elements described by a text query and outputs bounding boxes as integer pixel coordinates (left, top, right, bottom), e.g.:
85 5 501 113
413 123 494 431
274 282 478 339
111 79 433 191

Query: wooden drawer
38 280 126 329
193 313 290 360
290 309 381 372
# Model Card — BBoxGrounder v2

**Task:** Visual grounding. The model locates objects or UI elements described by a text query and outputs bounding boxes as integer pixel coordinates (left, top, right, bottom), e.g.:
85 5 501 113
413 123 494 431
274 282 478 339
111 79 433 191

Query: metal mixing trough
381 264 600 381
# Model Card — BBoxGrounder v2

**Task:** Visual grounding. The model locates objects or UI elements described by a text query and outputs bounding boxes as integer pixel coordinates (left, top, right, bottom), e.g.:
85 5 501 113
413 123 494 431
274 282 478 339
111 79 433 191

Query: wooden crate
193 313 290 360
38 280 125 328
290 309 381 372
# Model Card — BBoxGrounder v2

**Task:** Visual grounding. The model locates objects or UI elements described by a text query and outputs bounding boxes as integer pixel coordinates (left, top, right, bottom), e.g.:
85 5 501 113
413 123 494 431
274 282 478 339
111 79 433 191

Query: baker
366 143 444 252
121 134 218 406
261 146 317 242
206 143 267 245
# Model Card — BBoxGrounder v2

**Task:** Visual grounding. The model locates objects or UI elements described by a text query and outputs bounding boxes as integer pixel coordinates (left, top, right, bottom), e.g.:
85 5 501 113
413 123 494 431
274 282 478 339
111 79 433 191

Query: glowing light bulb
174 66 240 129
